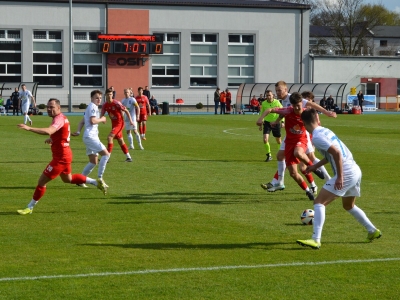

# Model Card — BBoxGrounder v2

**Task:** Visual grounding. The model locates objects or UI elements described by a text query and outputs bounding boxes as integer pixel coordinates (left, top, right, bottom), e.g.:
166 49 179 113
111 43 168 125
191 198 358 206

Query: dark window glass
73 76 102 86
167 34 179 42
152 67 165 75
0 53 21 62
0 41 21 51
380 40 387 47
166 68 179 75
205 34 217 43
0 30 5 38
74 65 87 74
88 32 99 40
152 77 179 86
49 65 62 74
228 82 241 87
0 75 21 82
190 77 217 86
49 31 62 40
242 35 253 43
33 65 47 74
74 32 86 40
88 65 102 75
191 34 203 42
34 76 62 86
33 53 62 63
229 35 240 43
0 64 5 73
34 31 47 39
7 64 21 73
8 30 20 39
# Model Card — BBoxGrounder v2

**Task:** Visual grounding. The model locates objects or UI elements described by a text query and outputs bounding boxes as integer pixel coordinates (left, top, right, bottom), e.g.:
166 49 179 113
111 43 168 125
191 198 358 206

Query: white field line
223 128 256 136
1 257 399 282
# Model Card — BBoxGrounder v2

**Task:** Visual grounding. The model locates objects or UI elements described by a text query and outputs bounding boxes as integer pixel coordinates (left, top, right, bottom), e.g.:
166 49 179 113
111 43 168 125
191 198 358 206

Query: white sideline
1 257 399 282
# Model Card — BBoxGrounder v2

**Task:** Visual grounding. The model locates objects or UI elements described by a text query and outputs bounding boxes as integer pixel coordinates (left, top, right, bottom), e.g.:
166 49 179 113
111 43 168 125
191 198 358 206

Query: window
33 30 63 86
227 34 254 87
0 29 21 82
151 33 180 87
73 31 103 87
380 40 387 47
190 33 217 87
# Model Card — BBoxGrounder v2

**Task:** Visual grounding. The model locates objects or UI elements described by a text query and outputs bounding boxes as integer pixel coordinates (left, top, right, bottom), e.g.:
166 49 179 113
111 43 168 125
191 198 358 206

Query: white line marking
223 128 255 136
1 257 399 282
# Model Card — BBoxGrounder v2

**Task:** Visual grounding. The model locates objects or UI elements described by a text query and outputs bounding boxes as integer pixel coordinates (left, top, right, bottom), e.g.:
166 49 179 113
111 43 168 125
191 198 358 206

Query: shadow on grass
106 191 302 205
81 241 289 250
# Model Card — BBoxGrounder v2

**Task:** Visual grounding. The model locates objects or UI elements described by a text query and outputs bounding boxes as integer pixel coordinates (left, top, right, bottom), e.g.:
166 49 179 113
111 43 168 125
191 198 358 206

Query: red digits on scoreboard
102 42 110 53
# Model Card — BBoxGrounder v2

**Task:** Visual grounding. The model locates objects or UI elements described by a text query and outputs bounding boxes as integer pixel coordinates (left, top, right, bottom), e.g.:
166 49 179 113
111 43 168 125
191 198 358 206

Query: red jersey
250 98 259 107
135 95 149 115
274 107 307 145
225 92 232 102
50 113 72 163
101 100 126 125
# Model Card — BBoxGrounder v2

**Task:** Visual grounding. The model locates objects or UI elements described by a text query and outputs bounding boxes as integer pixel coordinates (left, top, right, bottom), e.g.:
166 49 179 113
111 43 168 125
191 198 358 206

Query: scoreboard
97 34 163 54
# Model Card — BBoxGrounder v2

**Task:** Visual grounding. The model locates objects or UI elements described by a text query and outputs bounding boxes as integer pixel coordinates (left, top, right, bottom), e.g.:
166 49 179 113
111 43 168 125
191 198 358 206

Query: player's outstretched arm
306 101 336 118
17 124 57 136
71 118 84 136
256 109 272 126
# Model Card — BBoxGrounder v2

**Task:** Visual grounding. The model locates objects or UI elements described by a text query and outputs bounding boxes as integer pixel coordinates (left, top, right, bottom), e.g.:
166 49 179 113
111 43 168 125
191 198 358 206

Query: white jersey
311 126 356 176
121 97 138 123
281 93 308 108
83 102 100 139
19 90 33 106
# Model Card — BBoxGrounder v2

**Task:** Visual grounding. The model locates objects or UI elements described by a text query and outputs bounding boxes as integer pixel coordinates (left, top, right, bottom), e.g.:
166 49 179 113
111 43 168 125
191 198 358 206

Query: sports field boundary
1 257 399 282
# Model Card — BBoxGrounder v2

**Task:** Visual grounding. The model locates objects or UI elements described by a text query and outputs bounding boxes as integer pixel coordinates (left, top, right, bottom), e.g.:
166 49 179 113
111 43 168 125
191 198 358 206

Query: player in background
19 84 36 125
121 88 143 150
297 108 381 249
100 88 134 162
257 93 321 200
135 87 151 140
17 98 107 215
259 81 336 193
72 90 110 189
259 90 283 162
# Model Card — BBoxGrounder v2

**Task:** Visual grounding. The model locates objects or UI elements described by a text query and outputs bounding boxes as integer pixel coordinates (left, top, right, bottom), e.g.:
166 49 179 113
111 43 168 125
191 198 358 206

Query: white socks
82 162 96 176
347 205 376 233
98 155 110 178
312 203 325 242
277 160 286 185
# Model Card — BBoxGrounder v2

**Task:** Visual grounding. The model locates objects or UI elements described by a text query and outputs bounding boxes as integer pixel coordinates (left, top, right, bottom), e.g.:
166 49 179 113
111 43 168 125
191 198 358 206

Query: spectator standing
214 87 220 114
110 86 116 99
250 95 260 114
11 87 20 116
19 84 36 125
143 85 151 99
357 91 364 114
219 90 226 114
135 87 151 140
326 95 334 111
225 88 232 114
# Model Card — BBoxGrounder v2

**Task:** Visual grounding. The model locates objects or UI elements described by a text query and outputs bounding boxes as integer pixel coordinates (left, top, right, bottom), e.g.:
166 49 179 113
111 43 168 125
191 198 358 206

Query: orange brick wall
107 9 150 99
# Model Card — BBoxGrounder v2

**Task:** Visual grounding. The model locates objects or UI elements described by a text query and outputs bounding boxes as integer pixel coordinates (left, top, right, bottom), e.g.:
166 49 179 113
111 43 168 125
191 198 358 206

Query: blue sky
364 0 400 13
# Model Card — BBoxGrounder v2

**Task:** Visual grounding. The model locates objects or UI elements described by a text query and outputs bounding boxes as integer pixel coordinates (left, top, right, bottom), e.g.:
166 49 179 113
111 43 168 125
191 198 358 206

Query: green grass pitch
1 113 400 299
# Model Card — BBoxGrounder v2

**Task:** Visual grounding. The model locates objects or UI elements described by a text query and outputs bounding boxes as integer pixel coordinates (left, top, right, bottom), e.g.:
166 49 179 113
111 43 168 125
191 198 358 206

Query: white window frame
190 33 218 88
0 29 22 81
151 33 180 88
227 34 254 87
33 30 63 87
73 31 103 87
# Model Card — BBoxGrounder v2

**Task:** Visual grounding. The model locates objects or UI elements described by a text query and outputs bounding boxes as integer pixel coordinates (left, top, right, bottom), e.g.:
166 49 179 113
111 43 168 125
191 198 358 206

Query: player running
121 88 143 150
135 87 151 140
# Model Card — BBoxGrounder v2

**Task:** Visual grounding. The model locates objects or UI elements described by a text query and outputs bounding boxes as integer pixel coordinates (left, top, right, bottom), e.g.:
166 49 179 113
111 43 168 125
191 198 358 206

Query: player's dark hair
301 91 314 101
266 89 273 95
48 98 61 106
137 87 143 92
91 89 102 98
105 88 113 94
289 92 302 105
301 108 318 124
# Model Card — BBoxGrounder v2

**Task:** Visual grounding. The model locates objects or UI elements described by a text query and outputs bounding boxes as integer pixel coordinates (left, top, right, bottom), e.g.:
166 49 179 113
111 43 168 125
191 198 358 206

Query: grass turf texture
0 113 399 299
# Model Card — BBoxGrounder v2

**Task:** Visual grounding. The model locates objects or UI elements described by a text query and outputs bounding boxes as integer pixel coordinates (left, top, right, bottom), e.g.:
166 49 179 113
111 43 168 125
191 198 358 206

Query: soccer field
1 113 400 299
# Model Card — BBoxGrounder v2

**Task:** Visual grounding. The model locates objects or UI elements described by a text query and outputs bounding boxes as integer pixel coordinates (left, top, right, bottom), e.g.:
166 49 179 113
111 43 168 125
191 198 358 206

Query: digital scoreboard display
97 34 163 54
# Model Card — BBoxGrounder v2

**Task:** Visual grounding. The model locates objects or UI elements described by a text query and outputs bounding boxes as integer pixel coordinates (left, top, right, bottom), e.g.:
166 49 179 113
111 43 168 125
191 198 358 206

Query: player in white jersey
19 84 36 125
296 108 381 249
259 81 335 193
121 88 143 150
72 90 110 188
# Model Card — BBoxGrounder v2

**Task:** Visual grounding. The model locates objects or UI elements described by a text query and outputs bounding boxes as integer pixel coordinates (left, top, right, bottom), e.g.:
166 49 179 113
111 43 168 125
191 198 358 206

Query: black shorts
263 121 281 137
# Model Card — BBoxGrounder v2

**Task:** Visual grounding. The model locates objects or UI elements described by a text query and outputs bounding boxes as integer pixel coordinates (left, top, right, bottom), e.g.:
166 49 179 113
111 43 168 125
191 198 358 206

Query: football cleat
125 158 132 162
306 190 315 201
76 183 88 188
296 239 321 249
139 145 144 150
313 168 325 180
96 178 108 195
128 145 134 150
366 229 382 243
267 184 285 192
17 207 33 215
261 182 273 190
265 154 272 162
310 185 318 195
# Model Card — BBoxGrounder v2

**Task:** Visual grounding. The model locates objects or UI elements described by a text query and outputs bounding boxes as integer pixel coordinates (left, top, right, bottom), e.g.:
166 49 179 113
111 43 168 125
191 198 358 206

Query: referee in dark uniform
11 87 20 116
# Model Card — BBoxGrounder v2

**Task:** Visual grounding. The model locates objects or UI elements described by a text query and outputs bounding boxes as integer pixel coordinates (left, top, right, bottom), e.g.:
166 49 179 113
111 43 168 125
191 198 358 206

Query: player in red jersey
257 92 320 200
100 88 134 162
16 98 107 215
135 87 151 140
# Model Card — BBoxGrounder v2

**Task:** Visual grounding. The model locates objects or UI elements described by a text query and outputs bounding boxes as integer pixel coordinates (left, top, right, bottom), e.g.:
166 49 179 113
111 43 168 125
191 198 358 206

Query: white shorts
322 164 361 197
83 137 106 156
279 137 314 154
125 121 137 131
21 102 30 114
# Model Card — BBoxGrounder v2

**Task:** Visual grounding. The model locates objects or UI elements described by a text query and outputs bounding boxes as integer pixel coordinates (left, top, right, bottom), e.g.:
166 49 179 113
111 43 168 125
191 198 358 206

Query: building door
361 82 379 109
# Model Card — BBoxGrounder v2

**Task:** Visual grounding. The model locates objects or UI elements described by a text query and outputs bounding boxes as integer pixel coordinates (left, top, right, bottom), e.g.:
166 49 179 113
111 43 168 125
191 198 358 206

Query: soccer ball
300 209 314 225
152 112 156 115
